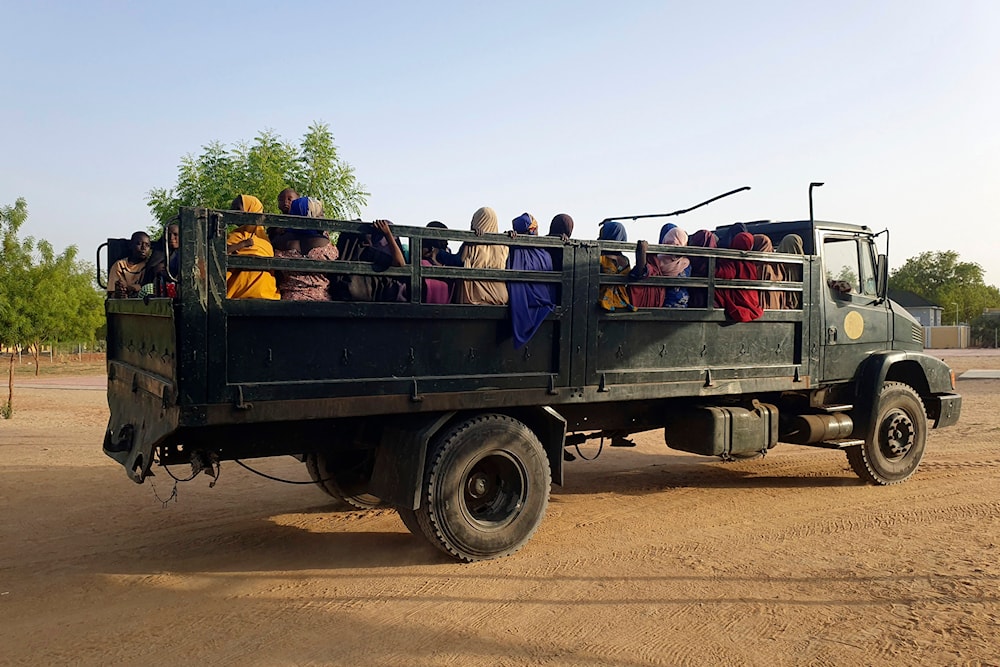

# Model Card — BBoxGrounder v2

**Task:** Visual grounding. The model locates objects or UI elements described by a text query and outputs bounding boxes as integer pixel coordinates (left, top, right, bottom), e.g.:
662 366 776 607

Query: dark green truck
101 207 961 561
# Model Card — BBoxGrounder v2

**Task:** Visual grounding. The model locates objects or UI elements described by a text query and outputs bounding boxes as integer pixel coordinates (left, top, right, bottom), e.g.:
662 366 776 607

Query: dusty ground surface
1 352 998 666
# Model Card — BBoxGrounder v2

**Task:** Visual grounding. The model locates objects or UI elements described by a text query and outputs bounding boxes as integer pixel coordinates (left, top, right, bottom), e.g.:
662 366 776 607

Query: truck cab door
819 233 889 382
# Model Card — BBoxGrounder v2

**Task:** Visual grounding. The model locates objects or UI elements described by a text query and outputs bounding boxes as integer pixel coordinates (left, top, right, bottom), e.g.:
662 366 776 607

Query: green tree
890 251 1000 325
0 198 105 387
0 199 30 416
23 241 105 371
146 122 368 225
970 311 1000 348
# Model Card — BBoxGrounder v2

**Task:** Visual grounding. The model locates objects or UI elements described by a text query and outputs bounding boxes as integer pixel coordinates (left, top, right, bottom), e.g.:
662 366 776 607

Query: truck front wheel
413 414 551 562
847 382 927 485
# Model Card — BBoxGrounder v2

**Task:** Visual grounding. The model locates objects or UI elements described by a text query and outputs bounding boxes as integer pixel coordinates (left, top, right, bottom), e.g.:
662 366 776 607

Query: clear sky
3 1 999 286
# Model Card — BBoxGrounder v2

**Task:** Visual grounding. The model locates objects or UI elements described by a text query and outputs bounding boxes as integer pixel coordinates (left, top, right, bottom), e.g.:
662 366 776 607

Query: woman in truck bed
332 220 408 302
630 226 691 309
686 229 718 308
456 206 509 305
752 234 785 310
507 213 556 347
778 233 804 309
714 231 762 322
273 197 338 301
225 195 280 300
596 220 635 312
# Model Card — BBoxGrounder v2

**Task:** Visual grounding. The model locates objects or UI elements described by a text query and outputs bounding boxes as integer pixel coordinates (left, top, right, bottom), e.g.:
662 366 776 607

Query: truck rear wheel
847 382 927 485
305 450 383 510
413 414 550 562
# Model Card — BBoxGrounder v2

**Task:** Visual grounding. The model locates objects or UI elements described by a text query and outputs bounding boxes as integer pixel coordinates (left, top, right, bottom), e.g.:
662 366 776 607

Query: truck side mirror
876 254 888 301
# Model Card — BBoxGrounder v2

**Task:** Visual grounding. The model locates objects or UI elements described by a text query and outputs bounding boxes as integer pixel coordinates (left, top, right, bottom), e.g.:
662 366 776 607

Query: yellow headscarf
226 194 279 299
237 194 264 214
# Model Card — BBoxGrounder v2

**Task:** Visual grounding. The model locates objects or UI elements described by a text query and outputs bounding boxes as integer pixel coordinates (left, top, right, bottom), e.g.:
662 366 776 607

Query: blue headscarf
288 197 326 238
599 221 628 242
513 212 538 235
658 222 677 244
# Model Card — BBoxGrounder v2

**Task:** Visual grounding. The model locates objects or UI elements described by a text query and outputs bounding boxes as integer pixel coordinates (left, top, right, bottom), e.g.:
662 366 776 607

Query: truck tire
396 508 423 536
304 451 383 510
846 382 927 485
413 414 551 562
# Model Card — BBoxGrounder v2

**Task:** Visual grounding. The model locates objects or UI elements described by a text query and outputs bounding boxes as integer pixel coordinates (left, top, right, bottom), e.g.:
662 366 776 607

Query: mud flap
103 420 157 484
368 412 456 510
103 366 180 484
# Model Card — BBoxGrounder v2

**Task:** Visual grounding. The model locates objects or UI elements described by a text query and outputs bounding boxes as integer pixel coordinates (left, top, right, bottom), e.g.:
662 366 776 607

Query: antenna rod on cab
600 186 751 225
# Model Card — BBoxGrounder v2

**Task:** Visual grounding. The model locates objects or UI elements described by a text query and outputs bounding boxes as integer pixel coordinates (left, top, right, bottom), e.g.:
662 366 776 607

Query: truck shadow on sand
556 453 866 496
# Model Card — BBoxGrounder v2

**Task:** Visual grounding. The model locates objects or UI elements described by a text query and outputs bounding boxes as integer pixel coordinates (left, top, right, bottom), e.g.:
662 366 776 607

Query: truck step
815 438 864 449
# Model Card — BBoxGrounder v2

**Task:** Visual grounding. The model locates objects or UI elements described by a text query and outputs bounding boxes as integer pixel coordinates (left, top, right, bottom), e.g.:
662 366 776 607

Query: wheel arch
853 351 949 435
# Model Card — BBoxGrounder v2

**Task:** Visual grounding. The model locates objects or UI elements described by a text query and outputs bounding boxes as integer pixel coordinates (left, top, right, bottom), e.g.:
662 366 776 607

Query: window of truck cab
823 234 877 300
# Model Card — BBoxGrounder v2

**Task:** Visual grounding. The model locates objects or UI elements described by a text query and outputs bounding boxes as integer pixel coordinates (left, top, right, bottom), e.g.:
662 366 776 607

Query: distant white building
888 289 942 326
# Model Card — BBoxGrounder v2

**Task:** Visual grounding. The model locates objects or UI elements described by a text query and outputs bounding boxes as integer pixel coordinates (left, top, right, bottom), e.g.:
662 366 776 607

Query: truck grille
913 324 924 345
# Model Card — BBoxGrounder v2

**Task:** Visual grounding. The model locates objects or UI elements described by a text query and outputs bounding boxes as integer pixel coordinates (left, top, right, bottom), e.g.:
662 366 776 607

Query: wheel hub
462 452 526 526
467 472 490 499
880 410 915 458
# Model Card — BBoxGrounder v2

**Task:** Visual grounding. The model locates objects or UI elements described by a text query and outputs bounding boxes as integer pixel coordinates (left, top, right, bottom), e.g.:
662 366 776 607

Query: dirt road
1 353 998 666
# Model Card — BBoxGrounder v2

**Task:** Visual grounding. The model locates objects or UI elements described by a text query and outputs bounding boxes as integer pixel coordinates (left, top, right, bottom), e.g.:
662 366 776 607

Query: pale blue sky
3 1 999 288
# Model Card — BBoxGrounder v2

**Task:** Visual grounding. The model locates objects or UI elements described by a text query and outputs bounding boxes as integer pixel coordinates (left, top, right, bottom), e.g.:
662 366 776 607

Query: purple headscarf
508 213 555 349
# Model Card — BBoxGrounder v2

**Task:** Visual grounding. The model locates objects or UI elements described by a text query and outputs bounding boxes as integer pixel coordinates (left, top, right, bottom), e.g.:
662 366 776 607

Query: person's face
167 225 180 250
279 191 296 214
132 234 151 261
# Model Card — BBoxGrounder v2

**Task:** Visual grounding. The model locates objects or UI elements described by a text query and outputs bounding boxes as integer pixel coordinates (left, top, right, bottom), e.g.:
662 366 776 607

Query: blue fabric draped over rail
508 213 556 349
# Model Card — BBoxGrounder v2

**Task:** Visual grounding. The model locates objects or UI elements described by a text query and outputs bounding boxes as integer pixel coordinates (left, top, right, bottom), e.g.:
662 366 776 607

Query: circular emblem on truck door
844 311 865 340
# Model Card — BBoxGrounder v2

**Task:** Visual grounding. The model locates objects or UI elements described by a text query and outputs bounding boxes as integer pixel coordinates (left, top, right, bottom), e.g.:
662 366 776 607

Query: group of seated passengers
598 221 805 322
224 197 570 348
111 192 808 327
107 224 180 298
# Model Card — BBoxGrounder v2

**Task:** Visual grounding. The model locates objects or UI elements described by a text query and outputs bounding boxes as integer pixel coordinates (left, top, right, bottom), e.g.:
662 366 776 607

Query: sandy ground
1 352 998 666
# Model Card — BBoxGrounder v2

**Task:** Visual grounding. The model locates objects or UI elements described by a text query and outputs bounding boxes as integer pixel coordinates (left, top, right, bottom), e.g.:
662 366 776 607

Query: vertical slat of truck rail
579 242 603 389
805 256 822 380
177 208 210 408
805 222 821 382
205 209 230 404
409 229 423 304
555 241 574 390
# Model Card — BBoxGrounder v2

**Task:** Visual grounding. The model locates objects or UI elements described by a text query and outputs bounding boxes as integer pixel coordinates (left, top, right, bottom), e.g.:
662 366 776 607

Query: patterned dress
598 254 634 312
275 244 339 301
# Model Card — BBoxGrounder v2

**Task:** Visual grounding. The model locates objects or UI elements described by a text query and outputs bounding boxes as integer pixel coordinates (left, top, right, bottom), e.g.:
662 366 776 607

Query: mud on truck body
100 206 961 561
